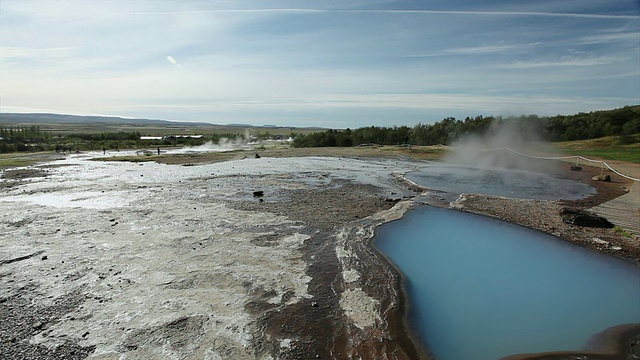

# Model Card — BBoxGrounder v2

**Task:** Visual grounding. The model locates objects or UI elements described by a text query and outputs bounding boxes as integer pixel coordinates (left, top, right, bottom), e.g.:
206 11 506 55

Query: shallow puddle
406 164 596 200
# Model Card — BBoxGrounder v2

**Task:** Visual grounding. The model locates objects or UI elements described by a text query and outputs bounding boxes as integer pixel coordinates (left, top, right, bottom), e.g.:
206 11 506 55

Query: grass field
554 136 640 163
0 152 61 169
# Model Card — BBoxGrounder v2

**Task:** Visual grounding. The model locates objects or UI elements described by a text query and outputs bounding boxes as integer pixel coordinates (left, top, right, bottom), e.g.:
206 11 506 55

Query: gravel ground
0 288 95 359
451 164 640 263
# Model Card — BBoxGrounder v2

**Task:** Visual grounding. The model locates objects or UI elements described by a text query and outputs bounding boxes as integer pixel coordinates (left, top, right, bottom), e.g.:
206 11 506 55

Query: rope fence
484 147 640 182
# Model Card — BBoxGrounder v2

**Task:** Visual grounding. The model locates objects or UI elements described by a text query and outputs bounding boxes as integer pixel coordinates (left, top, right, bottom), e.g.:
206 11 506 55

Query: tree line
292 105 640 147
1 105 638 153
0 126 247 154
0 126 52 152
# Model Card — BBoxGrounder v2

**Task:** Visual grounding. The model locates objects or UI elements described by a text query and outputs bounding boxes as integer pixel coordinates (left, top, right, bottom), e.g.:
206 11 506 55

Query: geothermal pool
406 164 596 200
374 206 640 360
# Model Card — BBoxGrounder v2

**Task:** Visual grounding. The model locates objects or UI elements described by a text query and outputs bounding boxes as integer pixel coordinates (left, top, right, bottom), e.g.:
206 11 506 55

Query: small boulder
592 174 611 182
559 207 614 228
253 191 264 197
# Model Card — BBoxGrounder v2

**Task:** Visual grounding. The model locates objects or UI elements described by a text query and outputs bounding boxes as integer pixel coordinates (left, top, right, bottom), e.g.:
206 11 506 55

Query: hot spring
405 163 596 200
374 206 640 360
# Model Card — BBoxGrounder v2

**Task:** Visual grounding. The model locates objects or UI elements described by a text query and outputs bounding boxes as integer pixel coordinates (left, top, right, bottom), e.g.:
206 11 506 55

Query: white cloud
406 44 538 58
578 31 640 45
62 6 640 20
0 0 638 126
0 46 75 61
500 56 627 69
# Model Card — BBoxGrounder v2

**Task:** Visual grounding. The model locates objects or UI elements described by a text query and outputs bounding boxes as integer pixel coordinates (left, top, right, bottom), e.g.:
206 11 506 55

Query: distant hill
0 113 213 127
0 113 325 133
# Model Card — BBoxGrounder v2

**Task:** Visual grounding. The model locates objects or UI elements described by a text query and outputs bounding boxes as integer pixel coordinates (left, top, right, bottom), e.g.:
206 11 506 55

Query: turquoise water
374 206 640 360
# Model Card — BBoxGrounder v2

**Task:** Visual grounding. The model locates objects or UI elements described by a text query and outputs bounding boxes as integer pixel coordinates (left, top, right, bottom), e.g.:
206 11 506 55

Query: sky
1 0 639 128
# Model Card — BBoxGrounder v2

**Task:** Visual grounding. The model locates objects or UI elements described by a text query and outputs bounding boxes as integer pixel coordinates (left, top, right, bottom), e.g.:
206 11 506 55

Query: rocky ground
451 164 639 263
0 153 428 359
0 150 638 360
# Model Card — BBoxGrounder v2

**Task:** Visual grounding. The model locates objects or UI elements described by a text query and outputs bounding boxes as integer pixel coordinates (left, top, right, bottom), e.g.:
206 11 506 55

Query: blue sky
1 0 638 128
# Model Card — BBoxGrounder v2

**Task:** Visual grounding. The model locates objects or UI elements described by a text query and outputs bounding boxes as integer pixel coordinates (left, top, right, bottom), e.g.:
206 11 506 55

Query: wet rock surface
500 324 640 360
559 207 614 228
0 154 422 359
230 183 426 359
592 174 612 182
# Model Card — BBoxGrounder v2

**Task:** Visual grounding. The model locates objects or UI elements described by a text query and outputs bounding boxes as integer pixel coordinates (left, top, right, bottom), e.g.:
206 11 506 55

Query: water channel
374 206 640 360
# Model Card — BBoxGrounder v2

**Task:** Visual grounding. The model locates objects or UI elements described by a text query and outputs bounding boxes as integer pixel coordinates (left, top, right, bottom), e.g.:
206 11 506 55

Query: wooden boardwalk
591 182 640 238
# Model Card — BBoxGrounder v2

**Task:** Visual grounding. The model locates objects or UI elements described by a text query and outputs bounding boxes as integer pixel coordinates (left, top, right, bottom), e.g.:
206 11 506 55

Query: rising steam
444 118 562 174
167 131 253 154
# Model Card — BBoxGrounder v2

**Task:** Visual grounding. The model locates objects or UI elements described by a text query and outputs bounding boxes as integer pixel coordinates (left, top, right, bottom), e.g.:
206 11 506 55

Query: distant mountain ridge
0 113 318 130
0 113 209 126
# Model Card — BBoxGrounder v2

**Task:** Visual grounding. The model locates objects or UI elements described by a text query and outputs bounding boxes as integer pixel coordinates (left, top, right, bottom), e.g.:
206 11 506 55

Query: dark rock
569 166 582 171
311 301 319 307
592 174 611 182
41 255 48 260
255 153 261 158
253 191 264 197
559 207 614 228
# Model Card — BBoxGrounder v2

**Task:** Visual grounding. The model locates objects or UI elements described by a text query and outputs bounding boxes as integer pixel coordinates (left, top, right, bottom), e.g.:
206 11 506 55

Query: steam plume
444 118 561 173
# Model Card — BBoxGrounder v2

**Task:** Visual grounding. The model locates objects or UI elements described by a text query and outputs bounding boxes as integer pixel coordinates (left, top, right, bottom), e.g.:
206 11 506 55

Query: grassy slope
0 152 62 169
553 136 640 164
